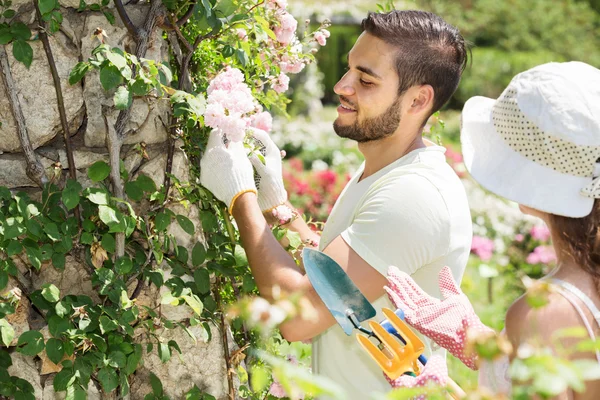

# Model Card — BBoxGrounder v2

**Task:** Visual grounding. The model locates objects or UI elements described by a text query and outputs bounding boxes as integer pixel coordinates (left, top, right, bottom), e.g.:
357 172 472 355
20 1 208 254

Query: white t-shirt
313 145 472 399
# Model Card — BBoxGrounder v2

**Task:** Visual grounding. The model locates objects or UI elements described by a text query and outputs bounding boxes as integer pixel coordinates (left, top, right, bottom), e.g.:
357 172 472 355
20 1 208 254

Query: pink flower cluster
471 235 494 261
204 67 273 141
274 12 298 45
526 245 557 264
272 72 290 94
313 29 330 46
530 224 551 242
268 355 304 399
272 204 295 225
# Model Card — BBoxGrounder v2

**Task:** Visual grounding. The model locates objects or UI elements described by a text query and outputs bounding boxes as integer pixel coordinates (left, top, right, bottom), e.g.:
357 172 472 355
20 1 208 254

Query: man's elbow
279 323 311 343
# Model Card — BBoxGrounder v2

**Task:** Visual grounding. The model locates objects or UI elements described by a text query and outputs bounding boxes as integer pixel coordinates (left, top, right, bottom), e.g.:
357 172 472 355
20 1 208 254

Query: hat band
492 88 600 179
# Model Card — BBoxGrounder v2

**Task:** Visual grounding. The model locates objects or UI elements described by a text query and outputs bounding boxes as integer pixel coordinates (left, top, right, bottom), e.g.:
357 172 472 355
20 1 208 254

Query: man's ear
407 84 435 116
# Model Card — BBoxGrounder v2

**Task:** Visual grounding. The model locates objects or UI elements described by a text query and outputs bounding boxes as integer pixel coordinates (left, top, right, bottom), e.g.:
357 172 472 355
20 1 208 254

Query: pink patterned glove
387 355 448 395
385 266 494 370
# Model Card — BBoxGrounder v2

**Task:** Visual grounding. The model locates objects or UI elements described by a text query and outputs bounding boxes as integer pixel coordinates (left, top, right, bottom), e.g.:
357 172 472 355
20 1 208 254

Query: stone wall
0 1 233 398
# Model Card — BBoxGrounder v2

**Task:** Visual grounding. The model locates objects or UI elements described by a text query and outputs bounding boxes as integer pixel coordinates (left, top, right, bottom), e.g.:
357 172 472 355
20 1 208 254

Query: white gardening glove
248 127 287 212
200 129 257 213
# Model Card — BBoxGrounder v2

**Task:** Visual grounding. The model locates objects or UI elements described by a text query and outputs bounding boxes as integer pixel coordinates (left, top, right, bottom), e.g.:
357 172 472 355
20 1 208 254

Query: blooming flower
471 235 495 261
236 28 247 41
272 205 295 225
526 245 557 264
251 111 273 132
314 31 327 46
273 72 290 93
530 224 551 242
268 381 287 398
274 12 297 45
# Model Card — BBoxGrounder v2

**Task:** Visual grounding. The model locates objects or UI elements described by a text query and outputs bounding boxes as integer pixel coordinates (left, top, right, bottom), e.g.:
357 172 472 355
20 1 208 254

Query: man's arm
232 192 388 342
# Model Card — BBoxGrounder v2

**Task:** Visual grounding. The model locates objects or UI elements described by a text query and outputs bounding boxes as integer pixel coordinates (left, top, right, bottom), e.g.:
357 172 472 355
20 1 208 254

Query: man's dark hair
361 10 468 114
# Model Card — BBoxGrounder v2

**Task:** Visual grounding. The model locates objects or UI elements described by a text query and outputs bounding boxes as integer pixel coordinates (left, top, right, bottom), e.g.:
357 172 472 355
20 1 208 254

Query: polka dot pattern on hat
492 88 600 178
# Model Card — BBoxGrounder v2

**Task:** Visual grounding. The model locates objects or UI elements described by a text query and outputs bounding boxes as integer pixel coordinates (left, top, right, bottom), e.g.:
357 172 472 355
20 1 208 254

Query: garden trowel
302 248 465 399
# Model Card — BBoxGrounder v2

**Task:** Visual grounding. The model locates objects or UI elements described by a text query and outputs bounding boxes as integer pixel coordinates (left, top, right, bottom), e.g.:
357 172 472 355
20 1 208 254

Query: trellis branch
34 1 81 227
0 46 48 187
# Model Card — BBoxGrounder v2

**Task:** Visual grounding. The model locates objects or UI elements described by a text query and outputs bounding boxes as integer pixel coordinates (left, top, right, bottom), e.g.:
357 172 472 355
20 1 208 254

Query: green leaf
62 179 82 210
286 230 302 249
68 61 90 85
41 283 60 302
10 22 31 41
235 49 249 67
53 366 75 391
0 271 7 291
3 10 16 18
16 330 45 356
43 222 61 241
0 318 14 346
114 85 133 110
98 205 119 226
234 245 247 267
176 215 195 235
7 240 22 256
99 64 123 91
45 338 64 364
158 342 170 363
38 0 57 15
124 180 143 201
149 372 163 395
107 350 126 368
105 49 127 70
154 211 171 232
115 256 133 274
185 386 203 400
191 242 206 267
242 274 255 293
52 252 66 270
176 246 188 263
12 39 33 69
80 232 94 244
99 315 118 334
250 365 270 393
88 161 110 182
214 0 235 17
25 245 42 270
98 367 118 393
182 294 203 315
48 315 70 337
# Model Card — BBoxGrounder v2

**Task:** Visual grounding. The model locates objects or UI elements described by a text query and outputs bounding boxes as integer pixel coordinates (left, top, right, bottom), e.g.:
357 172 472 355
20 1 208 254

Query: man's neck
358 132 426 182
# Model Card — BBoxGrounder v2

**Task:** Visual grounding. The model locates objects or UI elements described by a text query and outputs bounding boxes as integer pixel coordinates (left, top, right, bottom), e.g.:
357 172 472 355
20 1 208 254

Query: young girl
385 61 600 398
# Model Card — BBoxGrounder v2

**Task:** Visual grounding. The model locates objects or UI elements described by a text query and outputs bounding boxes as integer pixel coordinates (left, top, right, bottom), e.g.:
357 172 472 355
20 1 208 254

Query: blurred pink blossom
530 225 551 242
471 235 494 261
280 55 305 74
526 245 557 264
236 28 248 41
515 234 524 242
321 29 330 38
273 72 290 93
274 12 297 45
251 111 273 132
314 31 327 46
268 381 286 398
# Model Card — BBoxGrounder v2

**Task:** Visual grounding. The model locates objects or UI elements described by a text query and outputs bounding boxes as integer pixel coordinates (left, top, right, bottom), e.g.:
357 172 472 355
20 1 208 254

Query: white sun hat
461 61 600 218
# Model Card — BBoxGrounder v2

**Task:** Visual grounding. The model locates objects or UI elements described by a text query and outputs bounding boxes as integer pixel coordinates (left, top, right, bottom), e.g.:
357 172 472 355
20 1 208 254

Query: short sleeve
340 173 451 276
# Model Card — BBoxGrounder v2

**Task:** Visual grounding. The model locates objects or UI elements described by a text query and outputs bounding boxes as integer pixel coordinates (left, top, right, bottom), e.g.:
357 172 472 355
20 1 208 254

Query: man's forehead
348 33 396 78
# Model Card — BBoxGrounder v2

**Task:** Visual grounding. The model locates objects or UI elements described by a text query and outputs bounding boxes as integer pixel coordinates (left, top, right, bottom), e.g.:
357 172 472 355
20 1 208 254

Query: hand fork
357 308 466 399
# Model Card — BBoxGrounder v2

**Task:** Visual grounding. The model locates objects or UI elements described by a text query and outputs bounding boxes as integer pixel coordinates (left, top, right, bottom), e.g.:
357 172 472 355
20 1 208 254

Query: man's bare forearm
232 193 319 300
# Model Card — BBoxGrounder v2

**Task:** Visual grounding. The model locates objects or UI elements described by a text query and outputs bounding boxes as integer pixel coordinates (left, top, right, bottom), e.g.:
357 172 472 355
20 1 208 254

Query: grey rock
130 324 231 400
7 352 43 400
0 34 84 152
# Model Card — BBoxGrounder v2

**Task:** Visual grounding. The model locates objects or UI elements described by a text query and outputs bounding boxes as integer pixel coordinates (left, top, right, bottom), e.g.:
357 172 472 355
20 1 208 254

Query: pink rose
314 31 327 46
530 225 551 242
236 28 247 41
526 245 557 264
470 235 494 261
251 111 273 132
272 72 290 93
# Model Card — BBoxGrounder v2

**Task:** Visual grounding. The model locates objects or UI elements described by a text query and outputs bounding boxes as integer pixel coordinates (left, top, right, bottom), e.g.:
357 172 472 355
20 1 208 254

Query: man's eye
360 79 373 86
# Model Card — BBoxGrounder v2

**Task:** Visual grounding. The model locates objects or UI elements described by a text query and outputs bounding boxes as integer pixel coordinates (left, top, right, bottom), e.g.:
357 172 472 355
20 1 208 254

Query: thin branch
214 276 236 400
159 2 196 30
0 46 48 187
169 15 193 53
113 0 139 40
109 0 163 258
34 2 81 227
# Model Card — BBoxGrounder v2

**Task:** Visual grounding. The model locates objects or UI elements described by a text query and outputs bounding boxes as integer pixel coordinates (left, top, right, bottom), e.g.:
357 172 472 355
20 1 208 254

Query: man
200 10 473 398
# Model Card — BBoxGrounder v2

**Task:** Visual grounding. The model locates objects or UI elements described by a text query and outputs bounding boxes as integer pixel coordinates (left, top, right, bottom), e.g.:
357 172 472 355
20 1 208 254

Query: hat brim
461 96 594 218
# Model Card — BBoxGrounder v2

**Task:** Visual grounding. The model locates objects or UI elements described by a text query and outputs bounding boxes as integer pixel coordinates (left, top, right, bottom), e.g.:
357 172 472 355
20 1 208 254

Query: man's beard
333 95 402 143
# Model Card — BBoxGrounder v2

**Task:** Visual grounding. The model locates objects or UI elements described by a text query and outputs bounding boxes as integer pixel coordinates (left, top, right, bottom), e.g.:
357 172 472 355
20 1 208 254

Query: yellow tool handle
446 378 466 399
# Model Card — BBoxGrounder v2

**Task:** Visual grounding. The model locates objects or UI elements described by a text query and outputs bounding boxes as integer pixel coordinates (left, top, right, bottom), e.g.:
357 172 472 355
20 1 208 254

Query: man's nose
333 74 355 97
